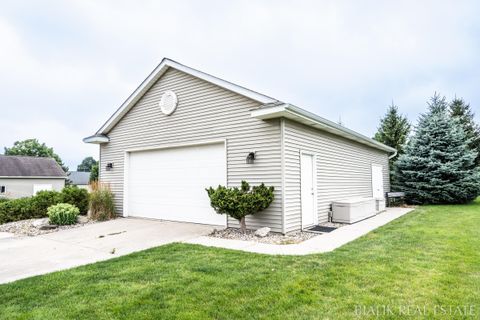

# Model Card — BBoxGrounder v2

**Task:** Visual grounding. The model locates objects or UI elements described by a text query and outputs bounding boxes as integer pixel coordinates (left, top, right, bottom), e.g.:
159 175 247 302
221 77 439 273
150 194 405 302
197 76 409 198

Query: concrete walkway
0 218 216 284
186 207 414 255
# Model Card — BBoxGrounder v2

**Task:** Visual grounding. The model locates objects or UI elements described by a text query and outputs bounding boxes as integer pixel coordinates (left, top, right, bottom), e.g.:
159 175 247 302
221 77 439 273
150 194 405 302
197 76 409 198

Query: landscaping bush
0 197 33 224
61 186 89 215
47 203 79 225
89 181 116 221
0 198 9 204
30 190 62 216
0 187 89 224
206 181 274 232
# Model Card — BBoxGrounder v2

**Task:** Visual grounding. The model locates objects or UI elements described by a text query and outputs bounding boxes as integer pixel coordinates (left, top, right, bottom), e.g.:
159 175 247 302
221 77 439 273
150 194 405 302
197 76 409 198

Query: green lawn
1 200 479 319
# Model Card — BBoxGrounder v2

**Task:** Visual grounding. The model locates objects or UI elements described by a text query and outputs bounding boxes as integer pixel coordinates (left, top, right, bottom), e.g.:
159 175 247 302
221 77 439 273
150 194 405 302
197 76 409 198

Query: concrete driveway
0 218 217 284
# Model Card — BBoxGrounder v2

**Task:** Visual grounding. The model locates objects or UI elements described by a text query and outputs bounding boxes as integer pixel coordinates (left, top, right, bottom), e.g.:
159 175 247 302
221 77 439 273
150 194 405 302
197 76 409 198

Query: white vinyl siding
283 120 390 233
100 68 283 232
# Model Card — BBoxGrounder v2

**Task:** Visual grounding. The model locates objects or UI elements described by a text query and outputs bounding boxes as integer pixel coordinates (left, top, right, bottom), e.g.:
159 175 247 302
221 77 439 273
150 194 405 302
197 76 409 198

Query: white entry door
127 143 227 226
371 164 384 199
301 153 316 228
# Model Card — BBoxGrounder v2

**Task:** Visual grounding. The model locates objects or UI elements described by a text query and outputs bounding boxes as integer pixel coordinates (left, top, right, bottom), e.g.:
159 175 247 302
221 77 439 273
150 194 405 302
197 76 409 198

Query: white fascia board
251 105 287 119
95 58 279 135
252 104 396 154
83 135 110 144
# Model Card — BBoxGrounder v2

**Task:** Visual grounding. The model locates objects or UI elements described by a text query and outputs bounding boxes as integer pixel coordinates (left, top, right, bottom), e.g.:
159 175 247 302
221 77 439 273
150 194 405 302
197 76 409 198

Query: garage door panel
127 143 226 225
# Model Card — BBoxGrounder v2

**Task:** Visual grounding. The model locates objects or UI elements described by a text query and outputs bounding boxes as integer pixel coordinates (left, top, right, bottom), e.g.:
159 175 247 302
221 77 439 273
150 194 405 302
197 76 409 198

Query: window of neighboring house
0 186 6 194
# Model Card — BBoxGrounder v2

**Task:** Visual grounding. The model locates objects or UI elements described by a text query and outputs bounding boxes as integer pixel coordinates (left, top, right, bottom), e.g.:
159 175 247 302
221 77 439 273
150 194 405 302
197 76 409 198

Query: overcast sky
0 1 479 170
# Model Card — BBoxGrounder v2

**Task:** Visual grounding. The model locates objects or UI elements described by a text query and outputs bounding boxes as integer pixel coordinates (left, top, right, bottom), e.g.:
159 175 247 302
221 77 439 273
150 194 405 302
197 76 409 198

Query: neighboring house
0 155 66 199
67 171 91 190
84 58 395 233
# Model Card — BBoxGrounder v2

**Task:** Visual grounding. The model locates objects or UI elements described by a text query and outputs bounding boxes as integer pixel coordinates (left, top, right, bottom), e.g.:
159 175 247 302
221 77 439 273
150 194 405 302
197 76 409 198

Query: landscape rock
32 218 49 228
254 227 271 237
78 215 89 224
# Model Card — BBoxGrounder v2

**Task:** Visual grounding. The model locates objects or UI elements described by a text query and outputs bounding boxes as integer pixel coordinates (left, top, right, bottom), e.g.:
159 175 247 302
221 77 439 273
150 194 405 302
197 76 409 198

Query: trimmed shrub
0 187 89 224
89 181 115 221
47 203 79 225
0 197 33 224
61 186 89 215
0 198 9 204
206 181 274 232
30 190 62 216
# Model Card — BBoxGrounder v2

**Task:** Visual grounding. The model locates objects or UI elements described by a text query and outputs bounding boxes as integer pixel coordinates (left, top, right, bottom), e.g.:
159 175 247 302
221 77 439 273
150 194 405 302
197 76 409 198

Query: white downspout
388 150 398 160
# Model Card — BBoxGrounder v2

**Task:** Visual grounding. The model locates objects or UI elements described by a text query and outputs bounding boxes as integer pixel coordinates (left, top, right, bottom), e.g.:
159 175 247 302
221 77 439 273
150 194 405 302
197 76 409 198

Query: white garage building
84 58 395 233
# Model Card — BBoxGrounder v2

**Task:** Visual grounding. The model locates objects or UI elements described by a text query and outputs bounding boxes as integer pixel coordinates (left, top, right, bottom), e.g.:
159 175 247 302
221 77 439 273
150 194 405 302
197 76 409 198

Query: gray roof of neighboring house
0 155 66 178
67 171 90 185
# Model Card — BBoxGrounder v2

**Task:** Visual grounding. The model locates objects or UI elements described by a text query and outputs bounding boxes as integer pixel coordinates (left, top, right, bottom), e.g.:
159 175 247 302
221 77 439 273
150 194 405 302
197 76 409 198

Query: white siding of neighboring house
99 68 283 232
0 178 65 199
283 120 391 233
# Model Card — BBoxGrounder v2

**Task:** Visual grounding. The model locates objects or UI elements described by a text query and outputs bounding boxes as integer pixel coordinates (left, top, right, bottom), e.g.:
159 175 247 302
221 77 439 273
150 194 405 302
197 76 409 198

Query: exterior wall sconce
106 162 114 171
246 152 256 164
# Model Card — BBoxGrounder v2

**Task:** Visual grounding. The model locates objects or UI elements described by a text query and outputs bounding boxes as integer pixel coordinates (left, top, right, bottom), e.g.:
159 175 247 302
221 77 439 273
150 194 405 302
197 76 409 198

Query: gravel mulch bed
0 216 97 237
209 228 318 245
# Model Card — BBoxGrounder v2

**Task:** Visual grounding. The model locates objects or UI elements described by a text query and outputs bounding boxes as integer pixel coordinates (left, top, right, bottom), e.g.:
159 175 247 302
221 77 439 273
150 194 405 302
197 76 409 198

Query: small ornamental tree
206 181 274 233
394 94 480 204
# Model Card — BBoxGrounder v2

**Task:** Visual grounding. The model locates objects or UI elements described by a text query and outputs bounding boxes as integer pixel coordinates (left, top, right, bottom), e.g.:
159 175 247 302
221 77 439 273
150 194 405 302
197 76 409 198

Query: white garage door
127 143 226 226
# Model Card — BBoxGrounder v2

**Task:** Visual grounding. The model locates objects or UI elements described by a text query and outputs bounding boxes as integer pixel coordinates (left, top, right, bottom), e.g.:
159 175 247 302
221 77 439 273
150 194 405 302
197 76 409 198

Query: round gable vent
159 90 178 115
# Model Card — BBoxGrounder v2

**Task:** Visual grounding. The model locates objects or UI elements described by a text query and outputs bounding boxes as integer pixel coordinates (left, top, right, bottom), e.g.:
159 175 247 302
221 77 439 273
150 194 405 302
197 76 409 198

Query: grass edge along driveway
1 199 479 319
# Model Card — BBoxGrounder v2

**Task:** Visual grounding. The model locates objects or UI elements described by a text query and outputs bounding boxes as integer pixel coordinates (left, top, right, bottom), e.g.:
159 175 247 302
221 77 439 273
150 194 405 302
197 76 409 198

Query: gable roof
84 58 395 154
0 155 66 178
92 58 278 137
67 171 90 185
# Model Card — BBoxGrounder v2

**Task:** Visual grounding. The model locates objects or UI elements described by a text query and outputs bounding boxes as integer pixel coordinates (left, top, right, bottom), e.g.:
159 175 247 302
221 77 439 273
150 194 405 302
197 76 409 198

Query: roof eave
251 104 396 154
83 134 110 144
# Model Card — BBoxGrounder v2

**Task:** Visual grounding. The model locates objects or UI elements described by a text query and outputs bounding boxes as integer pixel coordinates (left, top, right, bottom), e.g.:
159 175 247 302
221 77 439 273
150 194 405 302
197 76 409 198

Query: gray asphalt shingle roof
0 155 66 177
67 171 90 185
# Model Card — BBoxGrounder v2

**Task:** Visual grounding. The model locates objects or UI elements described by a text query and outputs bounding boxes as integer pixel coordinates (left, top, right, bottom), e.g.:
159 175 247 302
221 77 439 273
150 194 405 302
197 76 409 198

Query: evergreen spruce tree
394 94 480 204
374 103 411 187
449 97 480 166
374 102 411 162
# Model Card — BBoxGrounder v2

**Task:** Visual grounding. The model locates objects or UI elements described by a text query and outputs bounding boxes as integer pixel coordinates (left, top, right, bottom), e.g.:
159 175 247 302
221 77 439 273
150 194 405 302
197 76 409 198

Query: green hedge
0 186 89 224
61 186 89 215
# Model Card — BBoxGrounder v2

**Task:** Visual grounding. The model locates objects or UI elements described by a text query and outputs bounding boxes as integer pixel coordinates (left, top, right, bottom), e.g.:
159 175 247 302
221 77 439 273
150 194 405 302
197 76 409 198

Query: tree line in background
4 139 69 172
374 94 480 204
77 156 99 182
3 139 98 182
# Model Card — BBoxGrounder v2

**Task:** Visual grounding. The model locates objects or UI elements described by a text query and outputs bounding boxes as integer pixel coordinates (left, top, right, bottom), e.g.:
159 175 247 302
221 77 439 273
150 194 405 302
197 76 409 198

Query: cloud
0 0 479 168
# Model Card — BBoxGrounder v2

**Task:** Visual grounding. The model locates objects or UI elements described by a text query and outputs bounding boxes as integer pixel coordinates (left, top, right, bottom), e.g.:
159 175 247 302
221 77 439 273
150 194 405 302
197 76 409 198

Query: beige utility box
375 198 386 213
332 197 376 223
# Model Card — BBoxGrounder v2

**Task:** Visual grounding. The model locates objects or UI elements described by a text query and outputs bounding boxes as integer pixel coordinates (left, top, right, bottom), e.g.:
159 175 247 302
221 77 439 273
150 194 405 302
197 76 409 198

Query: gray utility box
332 197 376 224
